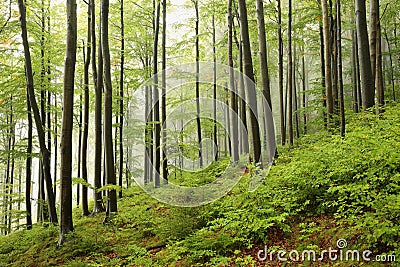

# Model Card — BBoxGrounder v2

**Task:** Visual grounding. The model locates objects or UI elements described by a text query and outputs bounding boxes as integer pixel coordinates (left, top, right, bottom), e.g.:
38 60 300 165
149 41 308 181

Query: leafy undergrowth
1 104 399 266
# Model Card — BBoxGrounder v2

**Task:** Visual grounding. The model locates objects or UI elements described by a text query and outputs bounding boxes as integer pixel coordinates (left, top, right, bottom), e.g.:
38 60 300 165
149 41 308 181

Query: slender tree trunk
161 0 168 183
93 3 104 214
256 0 272 108
337 0 345 136
119 0 125 195
81 2 91 216
225 86 232 157
18 0 58 225
301 48 307 134
351 29 359 113
355 30 363 108
212 14 218 161
58 0 77 246
355 0 375 108
319 23 327 126
383 30 395 101
153 2 161 187
293 44 300 139
277 0 285 145
39 0 49 223
194 0 203 168
369 0 378 86
102 0 118 220
288 0 294 145
26 91 33 230
376 3 384 111
238 0 262 163
233 14 249 155
330 0 339 115
322 0 334 120
256 0 276 157
77 93 82 207
228 0 239 162
8 109 15 233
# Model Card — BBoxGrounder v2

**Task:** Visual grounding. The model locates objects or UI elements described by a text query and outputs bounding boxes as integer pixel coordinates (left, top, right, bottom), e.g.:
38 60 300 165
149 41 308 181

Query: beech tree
102 0 118 219
355 0 375 108
58 0 78 245
238 0 262 163
18 0 58 225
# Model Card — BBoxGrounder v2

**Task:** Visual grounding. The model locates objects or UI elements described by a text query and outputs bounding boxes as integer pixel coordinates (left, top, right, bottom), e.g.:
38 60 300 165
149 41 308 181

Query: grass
1 104 399 266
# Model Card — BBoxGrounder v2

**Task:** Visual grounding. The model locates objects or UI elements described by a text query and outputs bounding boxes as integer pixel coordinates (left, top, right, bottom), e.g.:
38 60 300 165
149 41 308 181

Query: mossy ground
1 104 399 266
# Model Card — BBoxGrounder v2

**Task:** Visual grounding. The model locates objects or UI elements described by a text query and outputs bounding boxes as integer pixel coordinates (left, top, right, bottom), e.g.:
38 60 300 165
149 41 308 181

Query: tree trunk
17 0 58 225
238 0 262 163
355 0 375 108
233 15 249 155
330 0 338 114
293 44 300 139
40 0 50 223
337 0 345 136
92 3 105 214
256 0 272 109
77 92 82 207
319 23 327 126
194 0 203 168
81 2 91 216
101 0 117 222
228 0 239 162
119 0 125 195
288 0 294 145
277 0 285 145
322 0 334 119
376 3 384 111
351 28 360 113
102 0 118 220
58 0 77 246
369 0 378 86
26 91 33 230
161 0 168 183
383 30 395 101
301 48 307 134
153 2 161 187
213 14 218 161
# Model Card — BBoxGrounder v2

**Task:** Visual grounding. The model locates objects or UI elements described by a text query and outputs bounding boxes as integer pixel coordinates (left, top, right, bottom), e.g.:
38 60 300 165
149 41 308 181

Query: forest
0 0 399 265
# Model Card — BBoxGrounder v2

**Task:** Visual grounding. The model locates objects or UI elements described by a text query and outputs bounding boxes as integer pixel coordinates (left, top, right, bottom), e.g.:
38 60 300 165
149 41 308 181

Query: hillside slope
1 105 399 266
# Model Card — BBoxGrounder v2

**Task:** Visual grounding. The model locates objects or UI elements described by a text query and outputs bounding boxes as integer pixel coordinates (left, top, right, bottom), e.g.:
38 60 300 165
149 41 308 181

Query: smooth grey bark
228 0 239 162
322 0 334 118
193 0 203 167
58 0 77 246
25 91 33 230
81 2 91 216
355 0 375 108
92 3 105 214
153 2 161 187
337 0 345 136
18 0 58 225
102 0 118 220
161 0 168 183
288 0 294 145
351 28 360 113
213 13 218 161
277 0 285 145
238 0 262 163
119 0 125 194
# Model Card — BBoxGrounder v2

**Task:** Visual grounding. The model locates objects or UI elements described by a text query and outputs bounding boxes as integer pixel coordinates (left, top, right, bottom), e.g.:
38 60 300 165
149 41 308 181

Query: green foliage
1 105 400 266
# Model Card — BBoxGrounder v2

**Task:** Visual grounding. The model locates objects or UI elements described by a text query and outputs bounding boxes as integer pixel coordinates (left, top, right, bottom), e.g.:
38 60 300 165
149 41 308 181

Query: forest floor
1 104 399 266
